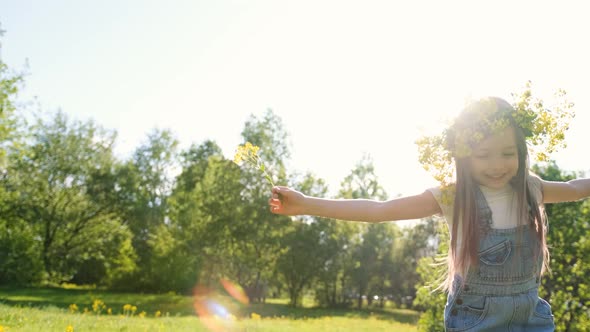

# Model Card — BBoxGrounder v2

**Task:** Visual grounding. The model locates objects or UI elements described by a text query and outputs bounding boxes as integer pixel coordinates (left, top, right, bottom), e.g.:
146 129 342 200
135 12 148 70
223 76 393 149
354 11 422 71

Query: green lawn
0 286 420 332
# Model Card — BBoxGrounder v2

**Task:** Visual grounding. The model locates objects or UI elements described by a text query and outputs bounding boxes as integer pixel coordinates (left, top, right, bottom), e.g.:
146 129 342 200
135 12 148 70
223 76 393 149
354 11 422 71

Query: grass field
0 286 420 331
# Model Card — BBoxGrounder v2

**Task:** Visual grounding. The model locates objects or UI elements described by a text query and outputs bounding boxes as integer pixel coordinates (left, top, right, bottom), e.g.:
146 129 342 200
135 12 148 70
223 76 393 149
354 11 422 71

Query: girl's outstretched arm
268 186 442 222
541 177 590 203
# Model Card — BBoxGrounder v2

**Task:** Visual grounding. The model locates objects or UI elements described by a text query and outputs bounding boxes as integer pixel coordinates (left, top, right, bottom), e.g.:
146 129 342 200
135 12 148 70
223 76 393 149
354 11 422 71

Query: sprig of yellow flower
233 142 275 187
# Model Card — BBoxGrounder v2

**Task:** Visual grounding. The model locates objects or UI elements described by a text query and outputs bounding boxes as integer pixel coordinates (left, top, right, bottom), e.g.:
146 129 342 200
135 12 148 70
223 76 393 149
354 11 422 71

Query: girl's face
469 127 519 189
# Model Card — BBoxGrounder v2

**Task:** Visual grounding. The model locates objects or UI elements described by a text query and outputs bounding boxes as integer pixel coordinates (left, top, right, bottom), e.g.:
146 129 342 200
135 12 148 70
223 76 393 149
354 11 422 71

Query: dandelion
138 311 146 318
66 325 74 332
233 142 275 187
155 310 161 318
0 325 5 332
107 308 112 315
250 312 261 320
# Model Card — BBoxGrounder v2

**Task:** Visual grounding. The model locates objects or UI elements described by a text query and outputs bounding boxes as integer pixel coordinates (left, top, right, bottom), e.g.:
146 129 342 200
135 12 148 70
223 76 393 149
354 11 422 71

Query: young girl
268 97 590 331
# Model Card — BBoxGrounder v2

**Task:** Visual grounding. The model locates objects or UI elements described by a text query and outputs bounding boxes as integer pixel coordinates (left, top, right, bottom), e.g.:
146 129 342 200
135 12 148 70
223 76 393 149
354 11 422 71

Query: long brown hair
444 97 549 292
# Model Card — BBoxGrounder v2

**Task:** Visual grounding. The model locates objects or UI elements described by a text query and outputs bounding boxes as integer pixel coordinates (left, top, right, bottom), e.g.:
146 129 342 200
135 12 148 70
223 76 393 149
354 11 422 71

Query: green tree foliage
275 173 330 307
0 218 43 284
361 223 400 308
312 213 358 308
166 140 244 292
338 154 390 309
4 111 133 283
0 29 39 285
389 217 439 307
414 218 448 331
533 162 590 331
225 109 291 303
116 128 179 290
0 38 23 165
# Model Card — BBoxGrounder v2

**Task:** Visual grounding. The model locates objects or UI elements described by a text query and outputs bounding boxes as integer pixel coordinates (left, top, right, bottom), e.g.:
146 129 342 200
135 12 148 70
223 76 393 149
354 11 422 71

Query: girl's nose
488 156 506 171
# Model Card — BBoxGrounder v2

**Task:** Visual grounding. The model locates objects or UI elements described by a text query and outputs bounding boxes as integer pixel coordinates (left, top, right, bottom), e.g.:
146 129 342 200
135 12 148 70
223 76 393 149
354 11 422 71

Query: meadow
0 286 420 332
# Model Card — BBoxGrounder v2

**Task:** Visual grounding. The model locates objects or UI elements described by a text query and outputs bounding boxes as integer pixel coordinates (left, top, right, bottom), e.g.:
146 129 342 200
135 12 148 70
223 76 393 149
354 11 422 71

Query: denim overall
444 187 555 331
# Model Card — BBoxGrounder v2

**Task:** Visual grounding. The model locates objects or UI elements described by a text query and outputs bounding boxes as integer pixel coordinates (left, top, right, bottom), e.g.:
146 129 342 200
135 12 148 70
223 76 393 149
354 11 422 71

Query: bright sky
1 0 589 199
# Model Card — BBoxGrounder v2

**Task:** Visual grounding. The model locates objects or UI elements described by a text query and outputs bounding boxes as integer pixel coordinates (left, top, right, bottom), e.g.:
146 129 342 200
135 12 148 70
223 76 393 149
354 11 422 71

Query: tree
533 162 590 331
0 28 40 285
165 140 245 293
363 223 400 308
4 111 132 283
338 154 390 309
391 217 440 307
414 218 448 332
275 172 330 306
228 109 291 303
0 27 23 166
115 128 179 290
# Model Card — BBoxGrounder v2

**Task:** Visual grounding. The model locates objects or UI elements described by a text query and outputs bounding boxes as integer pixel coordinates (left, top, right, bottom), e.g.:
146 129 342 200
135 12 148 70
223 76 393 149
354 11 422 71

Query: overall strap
474 186 492 235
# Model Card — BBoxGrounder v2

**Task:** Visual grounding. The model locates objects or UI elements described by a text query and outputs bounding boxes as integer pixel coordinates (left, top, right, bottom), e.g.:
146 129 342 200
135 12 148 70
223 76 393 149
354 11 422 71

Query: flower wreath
416 82 575 202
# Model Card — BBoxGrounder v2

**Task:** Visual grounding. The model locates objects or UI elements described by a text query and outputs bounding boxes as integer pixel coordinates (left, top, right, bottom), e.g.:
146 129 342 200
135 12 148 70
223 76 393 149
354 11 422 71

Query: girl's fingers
269 203 281 213
268 198 282 212
270 187 289 214
272 186 289 195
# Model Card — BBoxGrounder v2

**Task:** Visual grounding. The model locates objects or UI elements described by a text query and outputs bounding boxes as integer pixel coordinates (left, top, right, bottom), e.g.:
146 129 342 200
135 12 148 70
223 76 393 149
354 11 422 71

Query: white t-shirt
427 175 544 240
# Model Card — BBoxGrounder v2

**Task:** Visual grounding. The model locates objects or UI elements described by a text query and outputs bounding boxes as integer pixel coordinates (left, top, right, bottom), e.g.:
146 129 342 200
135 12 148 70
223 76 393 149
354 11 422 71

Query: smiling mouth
486 174 506 180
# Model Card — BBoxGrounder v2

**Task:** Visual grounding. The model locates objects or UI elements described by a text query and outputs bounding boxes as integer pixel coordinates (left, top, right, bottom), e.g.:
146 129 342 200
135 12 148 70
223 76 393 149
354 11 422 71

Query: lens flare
193 279 249 332
220 278 249 304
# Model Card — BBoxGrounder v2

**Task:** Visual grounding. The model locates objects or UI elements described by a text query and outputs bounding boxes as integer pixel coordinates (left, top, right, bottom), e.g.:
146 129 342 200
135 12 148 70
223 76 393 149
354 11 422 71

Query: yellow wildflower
233 142 275 187
66 325 74 332
92 299 106 314
68 304 79 313
123 304 135 316
250 312 261 320
155 310 161 318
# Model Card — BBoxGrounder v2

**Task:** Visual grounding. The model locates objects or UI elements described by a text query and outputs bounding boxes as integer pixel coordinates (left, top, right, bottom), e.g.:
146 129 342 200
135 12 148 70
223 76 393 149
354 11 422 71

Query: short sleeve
528 173 544 204
426 186 454 226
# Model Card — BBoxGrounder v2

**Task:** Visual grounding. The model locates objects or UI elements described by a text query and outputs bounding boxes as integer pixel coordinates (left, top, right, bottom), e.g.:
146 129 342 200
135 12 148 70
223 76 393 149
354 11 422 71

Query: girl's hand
268 186 306 215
